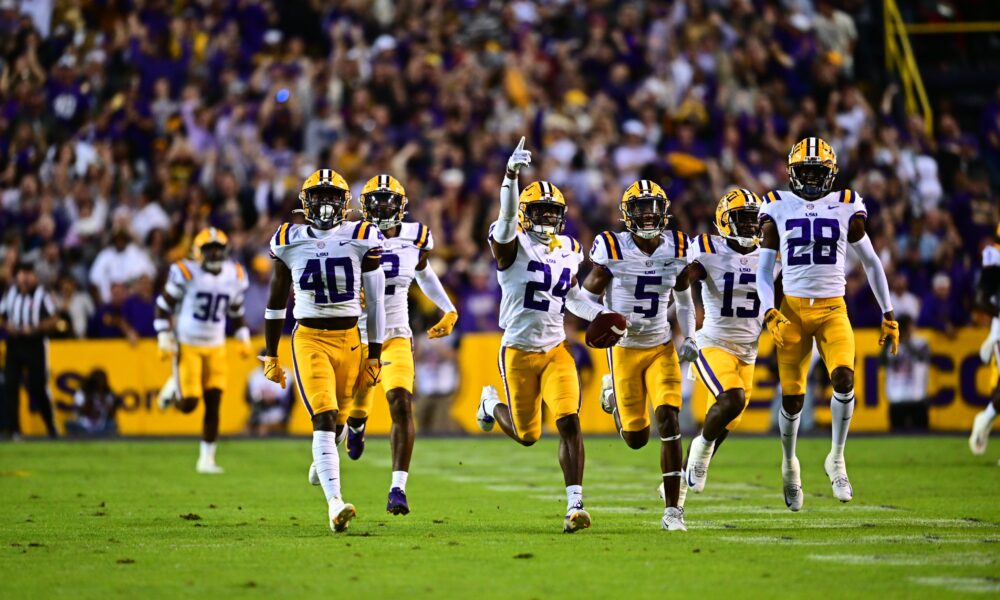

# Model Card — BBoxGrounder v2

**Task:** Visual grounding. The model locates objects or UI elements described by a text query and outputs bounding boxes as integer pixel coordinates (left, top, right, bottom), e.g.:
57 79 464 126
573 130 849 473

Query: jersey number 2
299 257 355 304
523 261 571 311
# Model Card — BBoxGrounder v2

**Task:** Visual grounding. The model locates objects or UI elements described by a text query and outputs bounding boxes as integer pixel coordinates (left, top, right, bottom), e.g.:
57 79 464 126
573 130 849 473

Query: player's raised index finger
515 136 525 151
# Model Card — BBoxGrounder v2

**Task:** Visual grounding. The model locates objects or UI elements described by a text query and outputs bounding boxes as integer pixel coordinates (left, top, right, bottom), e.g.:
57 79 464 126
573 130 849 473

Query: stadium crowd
0 0 996 343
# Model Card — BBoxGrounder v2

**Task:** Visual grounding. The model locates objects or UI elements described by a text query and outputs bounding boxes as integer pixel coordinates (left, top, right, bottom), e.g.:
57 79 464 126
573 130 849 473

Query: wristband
264 308 286 320
153 318 171 333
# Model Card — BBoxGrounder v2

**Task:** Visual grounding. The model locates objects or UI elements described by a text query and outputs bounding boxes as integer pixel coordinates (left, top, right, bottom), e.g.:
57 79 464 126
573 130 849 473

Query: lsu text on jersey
590 229 688 432
759 188 866 395
270 220 383 418
166 258 249 399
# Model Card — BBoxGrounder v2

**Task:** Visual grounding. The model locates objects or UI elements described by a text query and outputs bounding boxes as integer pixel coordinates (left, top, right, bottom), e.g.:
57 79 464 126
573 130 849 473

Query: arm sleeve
362 267 386 345
414 265 456 313
491 175 520 243
851 234 893 314
228 264 250 317
565 284 606 322
757 247 778 314
673 287 696 339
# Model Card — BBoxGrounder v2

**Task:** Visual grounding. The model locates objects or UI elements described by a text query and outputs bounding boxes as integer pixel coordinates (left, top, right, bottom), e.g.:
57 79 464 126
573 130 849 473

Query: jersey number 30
523 260 571 311
299 257 355 304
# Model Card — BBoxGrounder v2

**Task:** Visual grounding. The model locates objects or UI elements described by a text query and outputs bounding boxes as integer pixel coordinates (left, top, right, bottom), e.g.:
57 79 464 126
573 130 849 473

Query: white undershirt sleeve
673 288 696 338
492 175 520 243
362 268 386 345
757 247 778 314
851 234 893 315
414 266 456 314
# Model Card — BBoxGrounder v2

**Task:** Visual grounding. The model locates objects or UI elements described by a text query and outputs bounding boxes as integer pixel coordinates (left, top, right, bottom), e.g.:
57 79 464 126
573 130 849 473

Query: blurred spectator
64 368 119 437
918 272 966 335
245 354 292 436
52 274 94 338
413 335 460 434
123 274 157 338
89 282 139 342
889 272 921 321
881 316 930 432
88 229 156 303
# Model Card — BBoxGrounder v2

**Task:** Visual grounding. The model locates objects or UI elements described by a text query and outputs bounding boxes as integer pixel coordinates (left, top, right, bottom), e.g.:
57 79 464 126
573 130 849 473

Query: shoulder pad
272 223 293 247
173 260 193 281
697 233 716 255
838 189 859 204
599 231 623 261
763 191 780 204
670 230 688 258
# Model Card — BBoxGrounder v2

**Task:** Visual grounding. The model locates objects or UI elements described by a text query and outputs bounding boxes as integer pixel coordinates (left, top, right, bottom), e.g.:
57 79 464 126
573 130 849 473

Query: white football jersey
984 244 1000 268
491 224 583 352
166 259 249 347
270 220 384 320
689 234 779 363
590 229 689 348
759 188 866 299
358 222 434 343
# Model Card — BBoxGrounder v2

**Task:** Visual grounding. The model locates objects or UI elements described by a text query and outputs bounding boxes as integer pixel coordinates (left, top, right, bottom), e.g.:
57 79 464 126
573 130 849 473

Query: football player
154 228 251 474
347 173 458 515
584 180 699 532
756 138 898 510
261 169 386 533
970 223 1000 461
476 137 612 533
684 189 778 499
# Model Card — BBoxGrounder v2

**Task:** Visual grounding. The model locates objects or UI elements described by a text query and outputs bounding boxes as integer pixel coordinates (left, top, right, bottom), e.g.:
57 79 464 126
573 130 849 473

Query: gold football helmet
360 174 408 231
620 179 669 239
297 169 351 229
787 137 838 200
518 181 567 236
192 227 229 270
715 188 762 248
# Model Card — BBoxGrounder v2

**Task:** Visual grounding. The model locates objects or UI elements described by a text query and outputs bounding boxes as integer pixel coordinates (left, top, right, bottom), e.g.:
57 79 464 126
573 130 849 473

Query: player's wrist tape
153 319 171 333
264 308 286 320
234 326 251 342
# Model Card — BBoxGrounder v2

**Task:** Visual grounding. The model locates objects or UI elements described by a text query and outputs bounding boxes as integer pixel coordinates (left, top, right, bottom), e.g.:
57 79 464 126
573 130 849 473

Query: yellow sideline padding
13 328 999 436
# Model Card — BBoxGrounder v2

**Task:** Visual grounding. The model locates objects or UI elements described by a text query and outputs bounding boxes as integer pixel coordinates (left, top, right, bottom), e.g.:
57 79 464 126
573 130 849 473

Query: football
585 312 628 348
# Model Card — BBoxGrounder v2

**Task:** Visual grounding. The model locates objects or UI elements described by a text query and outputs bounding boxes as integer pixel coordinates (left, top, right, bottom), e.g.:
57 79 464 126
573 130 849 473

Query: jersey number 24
523 260 571 311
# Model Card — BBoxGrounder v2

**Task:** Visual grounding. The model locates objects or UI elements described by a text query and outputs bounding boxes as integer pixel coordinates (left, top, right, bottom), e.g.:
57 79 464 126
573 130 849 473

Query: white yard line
910 577 1000 594
809 553 997 566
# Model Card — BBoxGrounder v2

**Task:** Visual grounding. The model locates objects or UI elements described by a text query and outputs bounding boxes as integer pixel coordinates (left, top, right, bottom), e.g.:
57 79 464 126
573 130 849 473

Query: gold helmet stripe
639 179 650 194
807 137 817 158
540 181 551 196
380 174 388 188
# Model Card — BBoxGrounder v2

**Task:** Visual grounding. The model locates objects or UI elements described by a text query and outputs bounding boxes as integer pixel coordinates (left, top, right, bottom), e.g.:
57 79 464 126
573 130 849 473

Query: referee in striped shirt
1 263 58 438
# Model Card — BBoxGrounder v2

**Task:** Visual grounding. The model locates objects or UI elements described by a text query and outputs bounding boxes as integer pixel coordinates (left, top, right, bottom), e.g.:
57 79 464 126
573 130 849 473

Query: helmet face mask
304 185 348 229
624 196 667 239
724 207 761 247
523 201 566 235
789 163 835 199
363 191 405 230
200 242 227 270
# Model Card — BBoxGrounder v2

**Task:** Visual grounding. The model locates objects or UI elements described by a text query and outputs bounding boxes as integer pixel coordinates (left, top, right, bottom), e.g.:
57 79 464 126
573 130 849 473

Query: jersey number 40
299 257 355 304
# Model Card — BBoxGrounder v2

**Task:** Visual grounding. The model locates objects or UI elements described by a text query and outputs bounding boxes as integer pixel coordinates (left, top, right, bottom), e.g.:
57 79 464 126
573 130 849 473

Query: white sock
566 485 583 509
312 431 341 501
830 390 855 459
693 434 714 461
482 387 501 415
983 403 998 424
391 470 408 491
779 408 800 463
200 441 216 461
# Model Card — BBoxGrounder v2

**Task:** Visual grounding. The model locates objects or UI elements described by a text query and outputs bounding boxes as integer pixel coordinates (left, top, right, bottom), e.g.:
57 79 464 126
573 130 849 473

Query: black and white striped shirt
0 286 56 333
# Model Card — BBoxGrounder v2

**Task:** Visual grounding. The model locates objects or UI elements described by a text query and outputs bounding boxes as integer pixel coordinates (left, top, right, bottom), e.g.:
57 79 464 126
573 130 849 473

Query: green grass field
1 435 998 598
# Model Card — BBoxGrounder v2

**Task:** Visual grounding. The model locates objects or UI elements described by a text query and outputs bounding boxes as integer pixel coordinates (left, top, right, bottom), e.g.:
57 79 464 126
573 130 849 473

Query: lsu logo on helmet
787 137 838 200
715 188 762 248
360 174 408 231
620 179 669 239
297 169 351 229
518 181 567 236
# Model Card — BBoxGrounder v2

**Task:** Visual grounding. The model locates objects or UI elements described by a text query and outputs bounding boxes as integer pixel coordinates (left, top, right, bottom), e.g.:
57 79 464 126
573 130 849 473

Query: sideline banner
14 328 998 436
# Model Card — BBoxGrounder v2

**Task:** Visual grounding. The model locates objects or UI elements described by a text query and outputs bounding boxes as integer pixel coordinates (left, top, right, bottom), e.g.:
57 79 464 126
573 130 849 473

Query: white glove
157 331 178 359
234 326 252 358
677 337 699 363
506 136 531 174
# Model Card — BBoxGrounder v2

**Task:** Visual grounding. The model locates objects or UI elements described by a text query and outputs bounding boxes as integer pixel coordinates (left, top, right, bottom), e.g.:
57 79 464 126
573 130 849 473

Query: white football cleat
563 504 591 533
686 436 715 493
157 377 178 410
308 462 320 485
824 452 853 502
600 374 614 415
328 497 357 533
661 506 687 531
477 386 498 432
782 457 803 511
196 458 224 474
969 410 992 456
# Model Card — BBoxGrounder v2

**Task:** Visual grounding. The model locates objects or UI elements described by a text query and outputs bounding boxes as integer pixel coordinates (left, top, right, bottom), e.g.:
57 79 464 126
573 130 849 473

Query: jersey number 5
523 260 571 311
786 218 839 266
299 257 355 304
